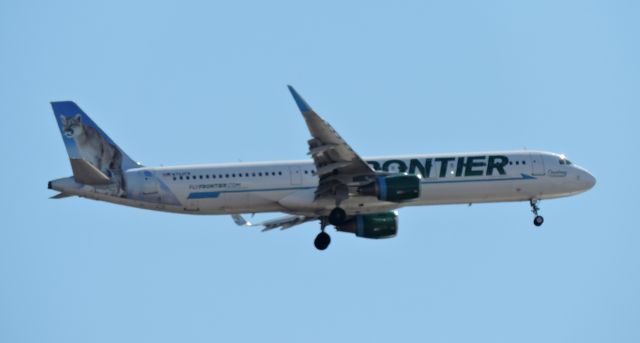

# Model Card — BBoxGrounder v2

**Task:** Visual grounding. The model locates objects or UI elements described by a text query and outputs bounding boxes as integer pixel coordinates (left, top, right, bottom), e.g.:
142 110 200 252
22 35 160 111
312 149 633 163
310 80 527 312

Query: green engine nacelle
336 211 398 239
358 174 421 202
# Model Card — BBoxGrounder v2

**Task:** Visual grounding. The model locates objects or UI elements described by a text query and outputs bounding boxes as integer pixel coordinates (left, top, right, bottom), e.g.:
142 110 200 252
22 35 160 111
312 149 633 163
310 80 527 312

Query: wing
231 214 318 231
287 86 376 200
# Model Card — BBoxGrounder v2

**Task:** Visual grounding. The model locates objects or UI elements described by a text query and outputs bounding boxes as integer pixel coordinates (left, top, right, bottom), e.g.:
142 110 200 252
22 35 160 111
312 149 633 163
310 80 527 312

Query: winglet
287 85 313 113
231 214 250 227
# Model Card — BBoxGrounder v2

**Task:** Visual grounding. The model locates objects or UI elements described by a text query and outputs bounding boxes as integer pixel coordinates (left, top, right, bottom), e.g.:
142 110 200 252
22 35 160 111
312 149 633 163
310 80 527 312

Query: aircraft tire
328 207 347 226
314 232 331 250
534 215 544 227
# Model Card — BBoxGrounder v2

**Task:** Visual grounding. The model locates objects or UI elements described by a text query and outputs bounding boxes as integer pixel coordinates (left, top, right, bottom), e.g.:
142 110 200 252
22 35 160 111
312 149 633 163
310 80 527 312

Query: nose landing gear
530 199 544 227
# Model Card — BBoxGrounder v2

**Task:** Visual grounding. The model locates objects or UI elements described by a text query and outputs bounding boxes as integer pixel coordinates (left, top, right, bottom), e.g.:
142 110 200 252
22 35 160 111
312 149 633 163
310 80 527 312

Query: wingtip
231 214 249 226
287 85 313 113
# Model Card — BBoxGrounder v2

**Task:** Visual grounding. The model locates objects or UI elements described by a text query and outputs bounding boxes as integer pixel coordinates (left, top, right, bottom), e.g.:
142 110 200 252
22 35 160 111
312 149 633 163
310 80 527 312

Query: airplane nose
580 170 596 190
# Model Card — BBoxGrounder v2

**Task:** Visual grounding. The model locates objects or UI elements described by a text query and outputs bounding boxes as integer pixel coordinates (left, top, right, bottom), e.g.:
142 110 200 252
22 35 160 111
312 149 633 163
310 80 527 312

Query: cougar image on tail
60 114 125 196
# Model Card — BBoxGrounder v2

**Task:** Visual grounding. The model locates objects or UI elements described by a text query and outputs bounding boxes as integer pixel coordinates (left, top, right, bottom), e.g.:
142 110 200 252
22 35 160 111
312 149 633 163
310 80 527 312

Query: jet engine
336 211 398 239
357 174 420 202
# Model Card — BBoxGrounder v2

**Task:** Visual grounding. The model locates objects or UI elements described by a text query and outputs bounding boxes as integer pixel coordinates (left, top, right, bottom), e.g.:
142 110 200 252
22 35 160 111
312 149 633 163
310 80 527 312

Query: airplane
48 86 596 250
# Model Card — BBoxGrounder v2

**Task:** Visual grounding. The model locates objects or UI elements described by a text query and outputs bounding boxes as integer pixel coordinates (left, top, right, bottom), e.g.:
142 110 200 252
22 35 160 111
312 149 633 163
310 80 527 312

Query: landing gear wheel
529 199 544 227
328 207 347 226
314 231 331 250
533 215 544 227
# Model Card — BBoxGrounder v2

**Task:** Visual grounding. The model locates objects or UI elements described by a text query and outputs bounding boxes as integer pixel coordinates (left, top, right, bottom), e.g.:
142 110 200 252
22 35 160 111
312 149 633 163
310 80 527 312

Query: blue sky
1 0 638 342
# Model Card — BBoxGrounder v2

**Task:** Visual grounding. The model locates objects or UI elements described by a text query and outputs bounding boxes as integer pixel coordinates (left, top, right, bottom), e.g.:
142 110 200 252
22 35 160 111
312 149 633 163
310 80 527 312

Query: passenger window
258 172 262 176
278 171 282 175
225 174 229 178
515 161 519 165
238 173 242 178
173 177 176 181
522 161 526 165
272 172 276 176
252 173 256 177
179 176 183 180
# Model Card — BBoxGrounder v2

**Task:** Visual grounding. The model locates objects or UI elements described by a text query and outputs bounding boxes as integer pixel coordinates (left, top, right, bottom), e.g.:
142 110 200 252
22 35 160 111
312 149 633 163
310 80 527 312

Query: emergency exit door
529 153 546 176
289 166 302 185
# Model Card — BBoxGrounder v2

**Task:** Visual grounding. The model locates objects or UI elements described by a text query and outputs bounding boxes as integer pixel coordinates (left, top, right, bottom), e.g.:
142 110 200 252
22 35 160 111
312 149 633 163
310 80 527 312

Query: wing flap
307 143 338 156
316 162 352 176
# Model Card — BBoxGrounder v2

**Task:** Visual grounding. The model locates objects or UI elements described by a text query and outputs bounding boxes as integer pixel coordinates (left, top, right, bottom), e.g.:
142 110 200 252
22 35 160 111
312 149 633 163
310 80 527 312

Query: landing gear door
529 153 546 176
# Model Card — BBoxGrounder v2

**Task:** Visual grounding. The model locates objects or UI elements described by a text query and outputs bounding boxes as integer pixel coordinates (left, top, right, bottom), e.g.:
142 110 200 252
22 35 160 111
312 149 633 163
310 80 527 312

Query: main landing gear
314 230 331 251
328 207 347 226
314 218 332 251
530 199 544 227
314 207 347 251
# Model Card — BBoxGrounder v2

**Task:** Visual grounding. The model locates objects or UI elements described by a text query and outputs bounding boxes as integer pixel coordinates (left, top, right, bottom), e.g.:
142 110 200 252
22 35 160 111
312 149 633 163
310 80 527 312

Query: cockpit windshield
559 156 572 165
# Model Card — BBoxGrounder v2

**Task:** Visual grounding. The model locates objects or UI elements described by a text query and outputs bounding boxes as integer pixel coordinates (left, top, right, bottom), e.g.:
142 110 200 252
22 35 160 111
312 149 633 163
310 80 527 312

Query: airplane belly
277 189 316 211
239 189 285 213
417 178 539 205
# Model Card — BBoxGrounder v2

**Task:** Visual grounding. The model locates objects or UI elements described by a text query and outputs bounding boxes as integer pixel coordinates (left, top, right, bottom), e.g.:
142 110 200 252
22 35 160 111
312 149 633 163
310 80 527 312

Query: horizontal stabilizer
232 214 250 226
50 192 74 199
70 158 112 185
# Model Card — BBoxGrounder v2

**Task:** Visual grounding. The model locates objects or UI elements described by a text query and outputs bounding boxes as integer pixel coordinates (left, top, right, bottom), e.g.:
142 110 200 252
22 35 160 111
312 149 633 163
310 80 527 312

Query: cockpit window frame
559 157 573 165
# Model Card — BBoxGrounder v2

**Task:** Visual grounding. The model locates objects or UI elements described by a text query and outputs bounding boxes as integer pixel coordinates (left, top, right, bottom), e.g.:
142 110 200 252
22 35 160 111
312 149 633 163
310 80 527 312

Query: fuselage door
289 166 303 185
141 171 159 195
529 153 546 176
136 170 163 204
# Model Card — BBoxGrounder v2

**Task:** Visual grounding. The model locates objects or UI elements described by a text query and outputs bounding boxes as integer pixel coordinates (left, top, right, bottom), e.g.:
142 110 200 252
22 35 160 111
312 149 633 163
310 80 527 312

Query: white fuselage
49 150 595 216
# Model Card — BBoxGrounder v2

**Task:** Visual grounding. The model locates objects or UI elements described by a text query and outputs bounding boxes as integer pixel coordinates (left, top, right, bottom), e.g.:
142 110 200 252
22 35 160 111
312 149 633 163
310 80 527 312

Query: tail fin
51 101 139 195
